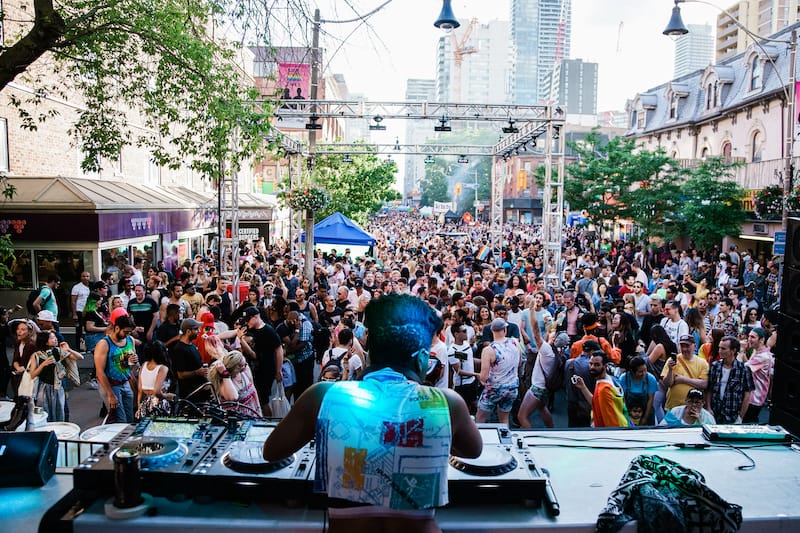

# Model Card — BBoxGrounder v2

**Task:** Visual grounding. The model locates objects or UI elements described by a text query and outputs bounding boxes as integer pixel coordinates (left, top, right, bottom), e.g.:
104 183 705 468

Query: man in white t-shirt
447 324 479 413
319 328 363 380
71 271 92 346
660 301 689 347
430 322 449 390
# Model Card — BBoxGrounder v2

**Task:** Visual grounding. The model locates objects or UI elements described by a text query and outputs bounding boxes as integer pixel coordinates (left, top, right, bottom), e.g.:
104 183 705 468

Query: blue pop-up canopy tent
301 212 376 246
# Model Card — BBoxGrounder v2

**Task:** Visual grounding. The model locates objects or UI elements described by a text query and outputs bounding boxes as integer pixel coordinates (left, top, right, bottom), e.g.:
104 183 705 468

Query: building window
750 57 761 90
722 141 732 163
700 147 709 160
751 131 763 162
669 93 679 119
705 80 719 110
637 108 646 129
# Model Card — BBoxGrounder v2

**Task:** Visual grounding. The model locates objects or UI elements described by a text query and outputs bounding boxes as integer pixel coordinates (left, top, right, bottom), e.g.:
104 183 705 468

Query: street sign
774 231 786 255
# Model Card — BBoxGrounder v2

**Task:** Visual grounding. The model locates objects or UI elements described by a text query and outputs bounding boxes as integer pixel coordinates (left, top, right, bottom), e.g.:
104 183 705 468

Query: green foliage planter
753 185 800 220
279 185 330 212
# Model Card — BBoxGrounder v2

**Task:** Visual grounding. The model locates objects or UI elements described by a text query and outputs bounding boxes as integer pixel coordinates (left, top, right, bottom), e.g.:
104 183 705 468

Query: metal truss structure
313 143 495 156
261 99 566 282
272 100 550 123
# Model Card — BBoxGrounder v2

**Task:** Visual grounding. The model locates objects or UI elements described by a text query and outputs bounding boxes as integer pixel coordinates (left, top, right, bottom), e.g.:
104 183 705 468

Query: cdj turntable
187 420 316 501
71 419 545 507
448 425 547 505
73 417 226 497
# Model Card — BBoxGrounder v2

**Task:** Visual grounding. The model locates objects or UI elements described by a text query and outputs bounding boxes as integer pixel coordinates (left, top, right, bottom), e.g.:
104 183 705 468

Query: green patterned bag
597 454 742 532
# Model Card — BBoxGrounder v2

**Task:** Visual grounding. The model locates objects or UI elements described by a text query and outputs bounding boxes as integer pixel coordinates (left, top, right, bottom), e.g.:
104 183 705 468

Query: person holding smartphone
661 335 708 412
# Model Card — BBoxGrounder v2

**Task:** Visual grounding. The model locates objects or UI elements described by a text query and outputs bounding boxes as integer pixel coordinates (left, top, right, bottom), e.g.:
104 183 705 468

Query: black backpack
26 286 50 315
543 345 568 392
311 322 331 359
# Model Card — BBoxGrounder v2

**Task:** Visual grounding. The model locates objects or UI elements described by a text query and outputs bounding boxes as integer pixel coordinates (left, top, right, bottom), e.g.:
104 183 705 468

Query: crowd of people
1 211 780 430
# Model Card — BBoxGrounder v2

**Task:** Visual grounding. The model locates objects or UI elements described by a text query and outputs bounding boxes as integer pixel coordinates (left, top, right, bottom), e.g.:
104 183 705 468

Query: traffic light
516 170 527 190
455 182 463 195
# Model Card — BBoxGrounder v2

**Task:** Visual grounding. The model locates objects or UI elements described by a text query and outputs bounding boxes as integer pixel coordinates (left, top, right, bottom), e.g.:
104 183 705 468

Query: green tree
455 160 492 216
563 132 679 239
1 0 275 175
675 157 744 250
314 151 399 226
419 164 451 207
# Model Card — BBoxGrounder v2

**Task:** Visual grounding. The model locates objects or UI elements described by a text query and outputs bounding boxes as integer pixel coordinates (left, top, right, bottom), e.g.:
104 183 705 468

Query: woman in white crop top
136 341 174 420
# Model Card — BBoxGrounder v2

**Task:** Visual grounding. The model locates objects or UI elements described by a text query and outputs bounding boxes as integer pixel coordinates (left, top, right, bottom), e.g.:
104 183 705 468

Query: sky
306 0 723 111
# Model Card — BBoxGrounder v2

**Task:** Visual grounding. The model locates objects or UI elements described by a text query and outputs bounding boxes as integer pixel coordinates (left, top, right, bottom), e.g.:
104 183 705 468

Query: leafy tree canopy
1 0 281 176
552 131 743 247
281 145 399 226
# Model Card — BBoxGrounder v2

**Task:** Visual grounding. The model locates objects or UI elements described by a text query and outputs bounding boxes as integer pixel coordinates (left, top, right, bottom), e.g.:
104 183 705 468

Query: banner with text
434 201 453 215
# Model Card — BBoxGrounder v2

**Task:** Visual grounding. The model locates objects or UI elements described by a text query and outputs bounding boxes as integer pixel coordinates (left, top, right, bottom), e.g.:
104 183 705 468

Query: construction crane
449 18 478 103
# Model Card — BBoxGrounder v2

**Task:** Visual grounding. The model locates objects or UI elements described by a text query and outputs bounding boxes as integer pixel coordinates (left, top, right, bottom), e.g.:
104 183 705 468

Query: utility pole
474 169 479 222
304 8 321 281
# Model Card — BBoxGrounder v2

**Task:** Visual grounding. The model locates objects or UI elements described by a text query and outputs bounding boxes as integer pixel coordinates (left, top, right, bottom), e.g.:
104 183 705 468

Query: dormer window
630 93 657 131
670 93 679 119
705 81 720 110
750 56 762 90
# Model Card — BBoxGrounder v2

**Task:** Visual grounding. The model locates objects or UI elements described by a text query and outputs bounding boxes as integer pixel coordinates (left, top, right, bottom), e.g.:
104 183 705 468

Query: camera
571 375 580 385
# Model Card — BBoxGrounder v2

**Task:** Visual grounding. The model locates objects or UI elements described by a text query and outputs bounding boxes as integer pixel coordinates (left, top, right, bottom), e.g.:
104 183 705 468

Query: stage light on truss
342 153 353 163
424 155 435 164
502 119 519 134
305 115 322 130
369 114 386 131
434 116 451 132
457 155 469 164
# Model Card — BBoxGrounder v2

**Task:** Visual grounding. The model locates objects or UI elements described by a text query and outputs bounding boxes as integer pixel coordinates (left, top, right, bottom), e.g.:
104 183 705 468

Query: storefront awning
0 177 218 243
0 176 214 212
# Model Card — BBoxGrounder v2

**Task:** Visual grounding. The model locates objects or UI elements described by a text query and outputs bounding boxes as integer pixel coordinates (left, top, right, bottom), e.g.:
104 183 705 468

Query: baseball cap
109 307 129 326
490 318 508 331
679 334 695 344
554 332 570 348
36 310 58 323
91 281 107 291
515 289 525 296
242 306 261 319
180 318 202 331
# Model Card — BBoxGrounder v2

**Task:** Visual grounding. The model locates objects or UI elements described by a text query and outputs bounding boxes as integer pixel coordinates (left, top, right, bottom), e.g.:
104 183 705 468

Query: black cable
707 442 756 470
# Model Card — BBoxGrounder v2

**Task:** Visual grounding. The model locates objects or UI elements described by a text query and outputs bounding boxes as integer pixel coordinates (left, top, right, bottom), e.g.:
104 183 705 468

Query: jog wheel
113 438 187 469
222 443 295 474
450 447 518 476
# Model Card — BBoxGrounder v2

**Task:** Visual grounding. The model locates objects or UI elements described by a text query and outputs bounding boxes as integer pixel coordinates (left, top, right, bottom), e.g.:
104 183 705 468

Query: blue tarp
301 212 376 246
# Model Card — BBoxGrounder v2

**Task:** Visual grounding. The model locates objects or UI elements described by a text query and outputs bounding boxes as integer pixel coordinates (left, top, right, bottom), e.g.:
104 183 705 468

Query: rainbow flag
477 245 490 261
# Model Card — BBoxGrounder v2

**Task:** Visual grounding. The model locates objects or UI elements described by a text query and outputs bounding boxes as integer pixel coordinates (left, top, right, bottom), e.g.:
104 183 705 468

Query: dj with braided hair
263 293 481 533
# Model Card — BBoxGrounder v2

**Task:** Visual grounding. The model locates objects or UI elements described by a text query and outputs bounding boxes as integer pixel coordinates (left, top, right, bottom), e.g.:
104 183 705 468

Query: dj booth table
7 425 800 532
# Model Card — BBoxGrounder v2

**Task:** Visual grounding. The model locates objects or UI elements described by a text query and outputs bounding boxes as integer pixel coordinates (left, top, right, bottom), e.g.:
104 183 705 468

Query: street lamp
434 0 460 31
663 0 797 235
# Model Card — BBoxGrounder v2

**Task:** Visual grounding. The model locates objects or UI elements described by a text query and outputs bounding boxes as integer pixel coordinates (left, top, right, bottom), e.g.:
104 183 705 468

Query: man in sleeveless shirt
263 294 481 533
476 317 521 425
94 315 138 423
